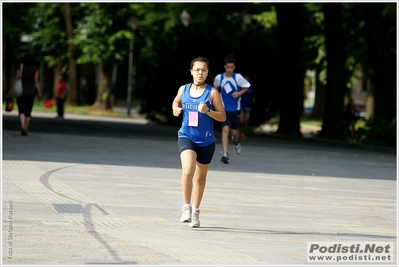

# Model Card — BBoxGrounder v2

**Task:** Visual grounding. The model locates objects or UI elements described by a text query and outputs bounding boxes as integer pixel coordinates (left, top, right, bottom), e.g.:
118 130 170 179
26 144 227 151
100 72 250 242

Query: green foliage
130 3 180 32
252 6 277 29
2 2 396 134
133 3 284 125
3 3 36 36
72 3 132 65
29 3 68 66
101 92 110 101
302 3 327 84
355 117 396 148
3 3 37 57
341 3 371 86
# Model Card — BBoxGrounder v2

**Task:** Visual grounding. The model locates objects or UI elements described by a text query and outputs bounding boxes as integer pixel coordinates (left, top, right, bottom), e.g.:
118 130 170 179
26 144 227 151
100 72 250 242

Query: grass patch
300 117 322 126
354 119 366 130
1 99 138 118
265 116 322 127
3 99 366 130
267 116 364 129
41 103 90 115
32 99 91 114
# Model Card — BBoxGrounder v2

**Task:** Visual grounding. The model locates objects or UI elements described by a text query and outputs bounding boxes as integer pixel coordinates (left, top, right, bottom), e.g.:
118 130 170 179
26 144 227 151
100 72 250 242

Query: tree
130 3 190 122
320 3 347 140
362 3 396 121
2 3 36 98
302 3 325 120
72 3 133 109
29 3 69 98
3 2 394 144
63 3 78 105
135 3 281 125
274 3 306 137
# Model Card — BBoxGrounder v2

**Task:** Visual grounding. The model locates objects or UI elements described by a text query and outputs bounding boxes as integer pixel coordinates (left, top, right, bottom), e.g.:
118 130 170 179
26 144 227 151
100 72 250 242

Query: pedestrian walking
213 55 251 163
172 56 226 228
342 98 359 139
9 51 42 136
55 74 68 119
239 75 256 140
79 76 87 105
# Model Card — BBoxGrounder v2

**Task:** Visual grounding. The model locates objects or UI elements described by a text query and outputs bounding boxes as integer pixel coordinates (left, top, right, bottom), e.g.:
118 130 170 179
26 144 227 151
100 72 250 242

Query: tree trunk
3 37 12 98
41 62 54 99
3 36 20 98
362 3 395 121
275 3 304 137
64 3 78 105
92 64 113 110
320 3 347 140
86 63 96 105
311 78 326 120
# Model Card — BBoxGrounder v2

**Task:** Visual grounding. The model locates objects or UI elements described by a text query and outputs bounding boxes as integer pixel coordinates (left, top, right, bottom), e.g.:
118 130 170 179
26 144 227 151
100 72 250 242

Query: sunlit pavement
2 111 396 265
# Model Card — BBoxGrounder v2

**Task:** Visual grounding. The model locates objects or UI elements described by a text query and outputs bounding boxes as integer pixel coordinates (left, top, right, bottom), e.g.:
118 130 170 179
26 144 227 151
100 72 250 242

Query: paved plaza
2 110 397 265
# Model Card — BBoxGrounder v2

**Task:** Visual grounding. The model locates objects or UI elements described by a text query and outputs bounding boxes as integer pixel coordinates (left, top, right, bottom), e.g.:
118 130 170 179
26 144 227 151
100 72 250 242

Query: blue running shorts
178 137 216 164
221 111 240 130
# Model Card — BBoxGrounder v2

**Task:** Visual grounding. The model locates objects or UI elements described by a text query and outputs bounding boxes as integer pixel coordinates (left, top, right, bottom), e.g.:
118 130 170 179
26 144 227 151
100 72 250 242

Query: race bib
188 111 198 127
224 83 233 94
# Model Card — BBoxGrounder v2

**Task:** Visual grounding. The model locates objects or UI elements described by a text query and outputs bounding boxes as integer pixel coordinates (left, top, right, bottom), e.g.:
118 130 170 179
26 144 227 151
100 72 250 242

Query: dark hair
58 74 67 81
190 56 214 84
224 55 236 65
21 51 36 67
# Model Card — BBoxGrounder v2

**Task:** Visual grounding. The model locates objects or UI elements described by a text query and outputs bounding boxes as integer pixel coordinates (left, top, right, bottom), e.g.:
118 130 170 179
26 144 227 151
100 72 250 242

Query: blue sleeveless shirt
220 73 241 112
178 83 215 146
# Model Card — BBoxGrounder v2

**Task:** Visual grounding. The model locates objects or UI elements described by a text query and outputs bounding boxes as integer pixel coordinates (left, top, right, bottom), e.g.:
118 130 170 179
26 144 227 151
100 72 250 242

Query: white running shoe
188 210 200 228
180 206 192 223
234 141 242 155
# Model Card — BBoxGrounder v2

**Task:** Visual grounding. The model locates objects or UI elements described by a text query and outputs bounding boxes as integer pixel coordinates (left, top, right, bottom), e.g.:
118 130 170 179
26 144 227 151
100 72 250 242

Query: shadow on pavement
200 226 395 239
3 113 396 181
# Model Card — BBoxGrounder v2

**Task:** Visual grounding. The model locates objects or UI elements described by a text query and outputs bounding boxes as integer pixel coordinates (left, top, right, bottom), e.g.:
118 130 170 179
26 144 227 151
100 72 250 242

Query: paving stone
2 111 396 265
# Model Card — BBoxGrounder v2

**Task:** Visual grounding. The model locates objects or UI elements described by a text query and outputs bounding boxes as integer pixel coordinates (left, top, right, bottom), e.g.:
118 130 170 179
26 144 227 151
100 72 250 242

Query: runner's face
191 61 208 84
224 63 236 76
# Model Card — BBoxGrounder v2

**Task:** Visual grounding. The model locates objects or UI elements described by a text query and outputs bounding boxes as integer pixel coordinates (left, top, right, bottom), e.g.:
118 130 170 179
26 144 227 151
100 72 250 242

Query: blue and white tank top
178 83 215 146
214 72 251 112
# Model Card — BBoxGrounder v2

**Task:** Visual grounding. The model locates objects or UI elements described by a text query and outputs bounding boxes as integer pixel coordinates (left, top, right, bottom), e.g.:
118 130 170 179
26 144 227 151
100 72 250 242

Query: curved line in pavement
40 165 79 202
40 165 122 263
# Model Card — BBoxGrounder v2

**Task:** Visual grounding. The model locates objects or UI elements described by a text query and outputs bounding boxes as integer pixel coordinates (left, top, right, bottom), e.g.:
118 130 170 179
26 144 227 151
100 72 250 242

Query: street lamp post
242 8 252 29
180 9 190 27
127 17 137 116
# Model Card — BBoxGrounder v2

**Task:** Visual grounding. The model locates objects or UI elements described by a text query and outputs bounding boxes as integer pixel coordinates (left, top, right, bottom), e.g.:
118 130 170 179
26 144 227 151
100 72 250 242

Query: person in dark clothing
239 75 256 140
79 77 87 105
55 75 68 118
342 98 359 138
10 51 42 136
